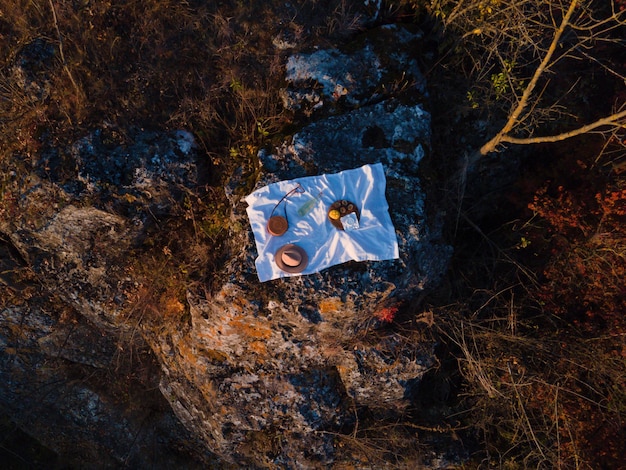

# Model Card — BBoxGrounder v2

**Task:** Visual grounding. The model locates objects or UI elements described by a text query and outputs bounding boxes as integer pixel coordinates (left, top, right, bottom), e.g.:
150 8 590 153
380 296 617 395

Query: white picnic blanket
245 163 399 282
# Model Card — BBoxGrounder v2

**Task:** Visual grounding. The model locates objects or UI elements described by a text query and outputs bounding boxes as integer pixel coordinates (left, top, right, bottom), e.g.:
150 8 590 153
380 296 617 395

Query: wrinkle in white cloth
245 163 399 282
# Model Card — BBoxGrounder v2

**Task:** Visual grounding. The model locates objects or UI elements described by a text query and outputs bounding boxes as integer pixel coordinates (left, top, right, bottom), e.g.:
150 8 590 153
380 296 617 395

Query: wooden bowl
267 215 288 236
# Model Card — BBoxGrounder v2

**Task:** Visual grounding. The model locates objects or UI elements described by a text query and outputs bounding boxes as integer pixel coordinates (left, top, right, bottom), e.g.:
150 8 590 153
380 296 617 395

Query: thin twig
554 384 561 470
508 363 547 460
48 0 82 107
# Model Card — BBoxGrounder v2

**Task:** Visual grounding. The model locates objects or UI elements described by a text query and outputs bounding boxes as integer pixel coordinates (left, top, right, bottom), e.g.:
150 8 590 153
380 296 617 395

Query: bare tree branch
480 0 579 155
500 109 626 145
477 0 626 156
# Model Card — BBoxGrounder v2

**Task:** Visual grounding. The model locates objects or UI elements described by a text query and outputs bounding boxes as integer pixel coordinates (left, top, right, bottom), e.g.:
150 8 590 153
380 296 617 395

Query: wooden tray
327 200 360 230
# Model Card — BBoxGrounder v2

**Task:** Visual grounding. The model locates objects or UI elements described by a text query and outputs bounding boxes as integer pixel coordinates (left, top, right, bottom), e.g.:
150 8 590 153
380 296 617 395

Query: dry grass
429 136 626 467
436 306 626 468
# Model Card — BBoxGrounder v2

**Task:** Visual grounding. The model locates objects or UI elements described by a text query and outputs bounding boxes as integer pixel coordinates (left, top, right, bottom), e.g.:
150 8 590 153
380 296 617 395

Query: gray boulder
3 127 199 330
282 24 427 114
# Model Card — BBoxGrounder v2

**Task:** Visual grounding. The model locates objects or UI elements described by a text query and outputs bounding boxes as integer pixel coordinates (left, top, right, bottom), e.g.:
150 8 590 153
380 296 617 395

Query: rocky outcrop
0 303 210 468
0 129 215 467
282 24 426 115
3 126 199 329
0 24 451 468
154 25 451 467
